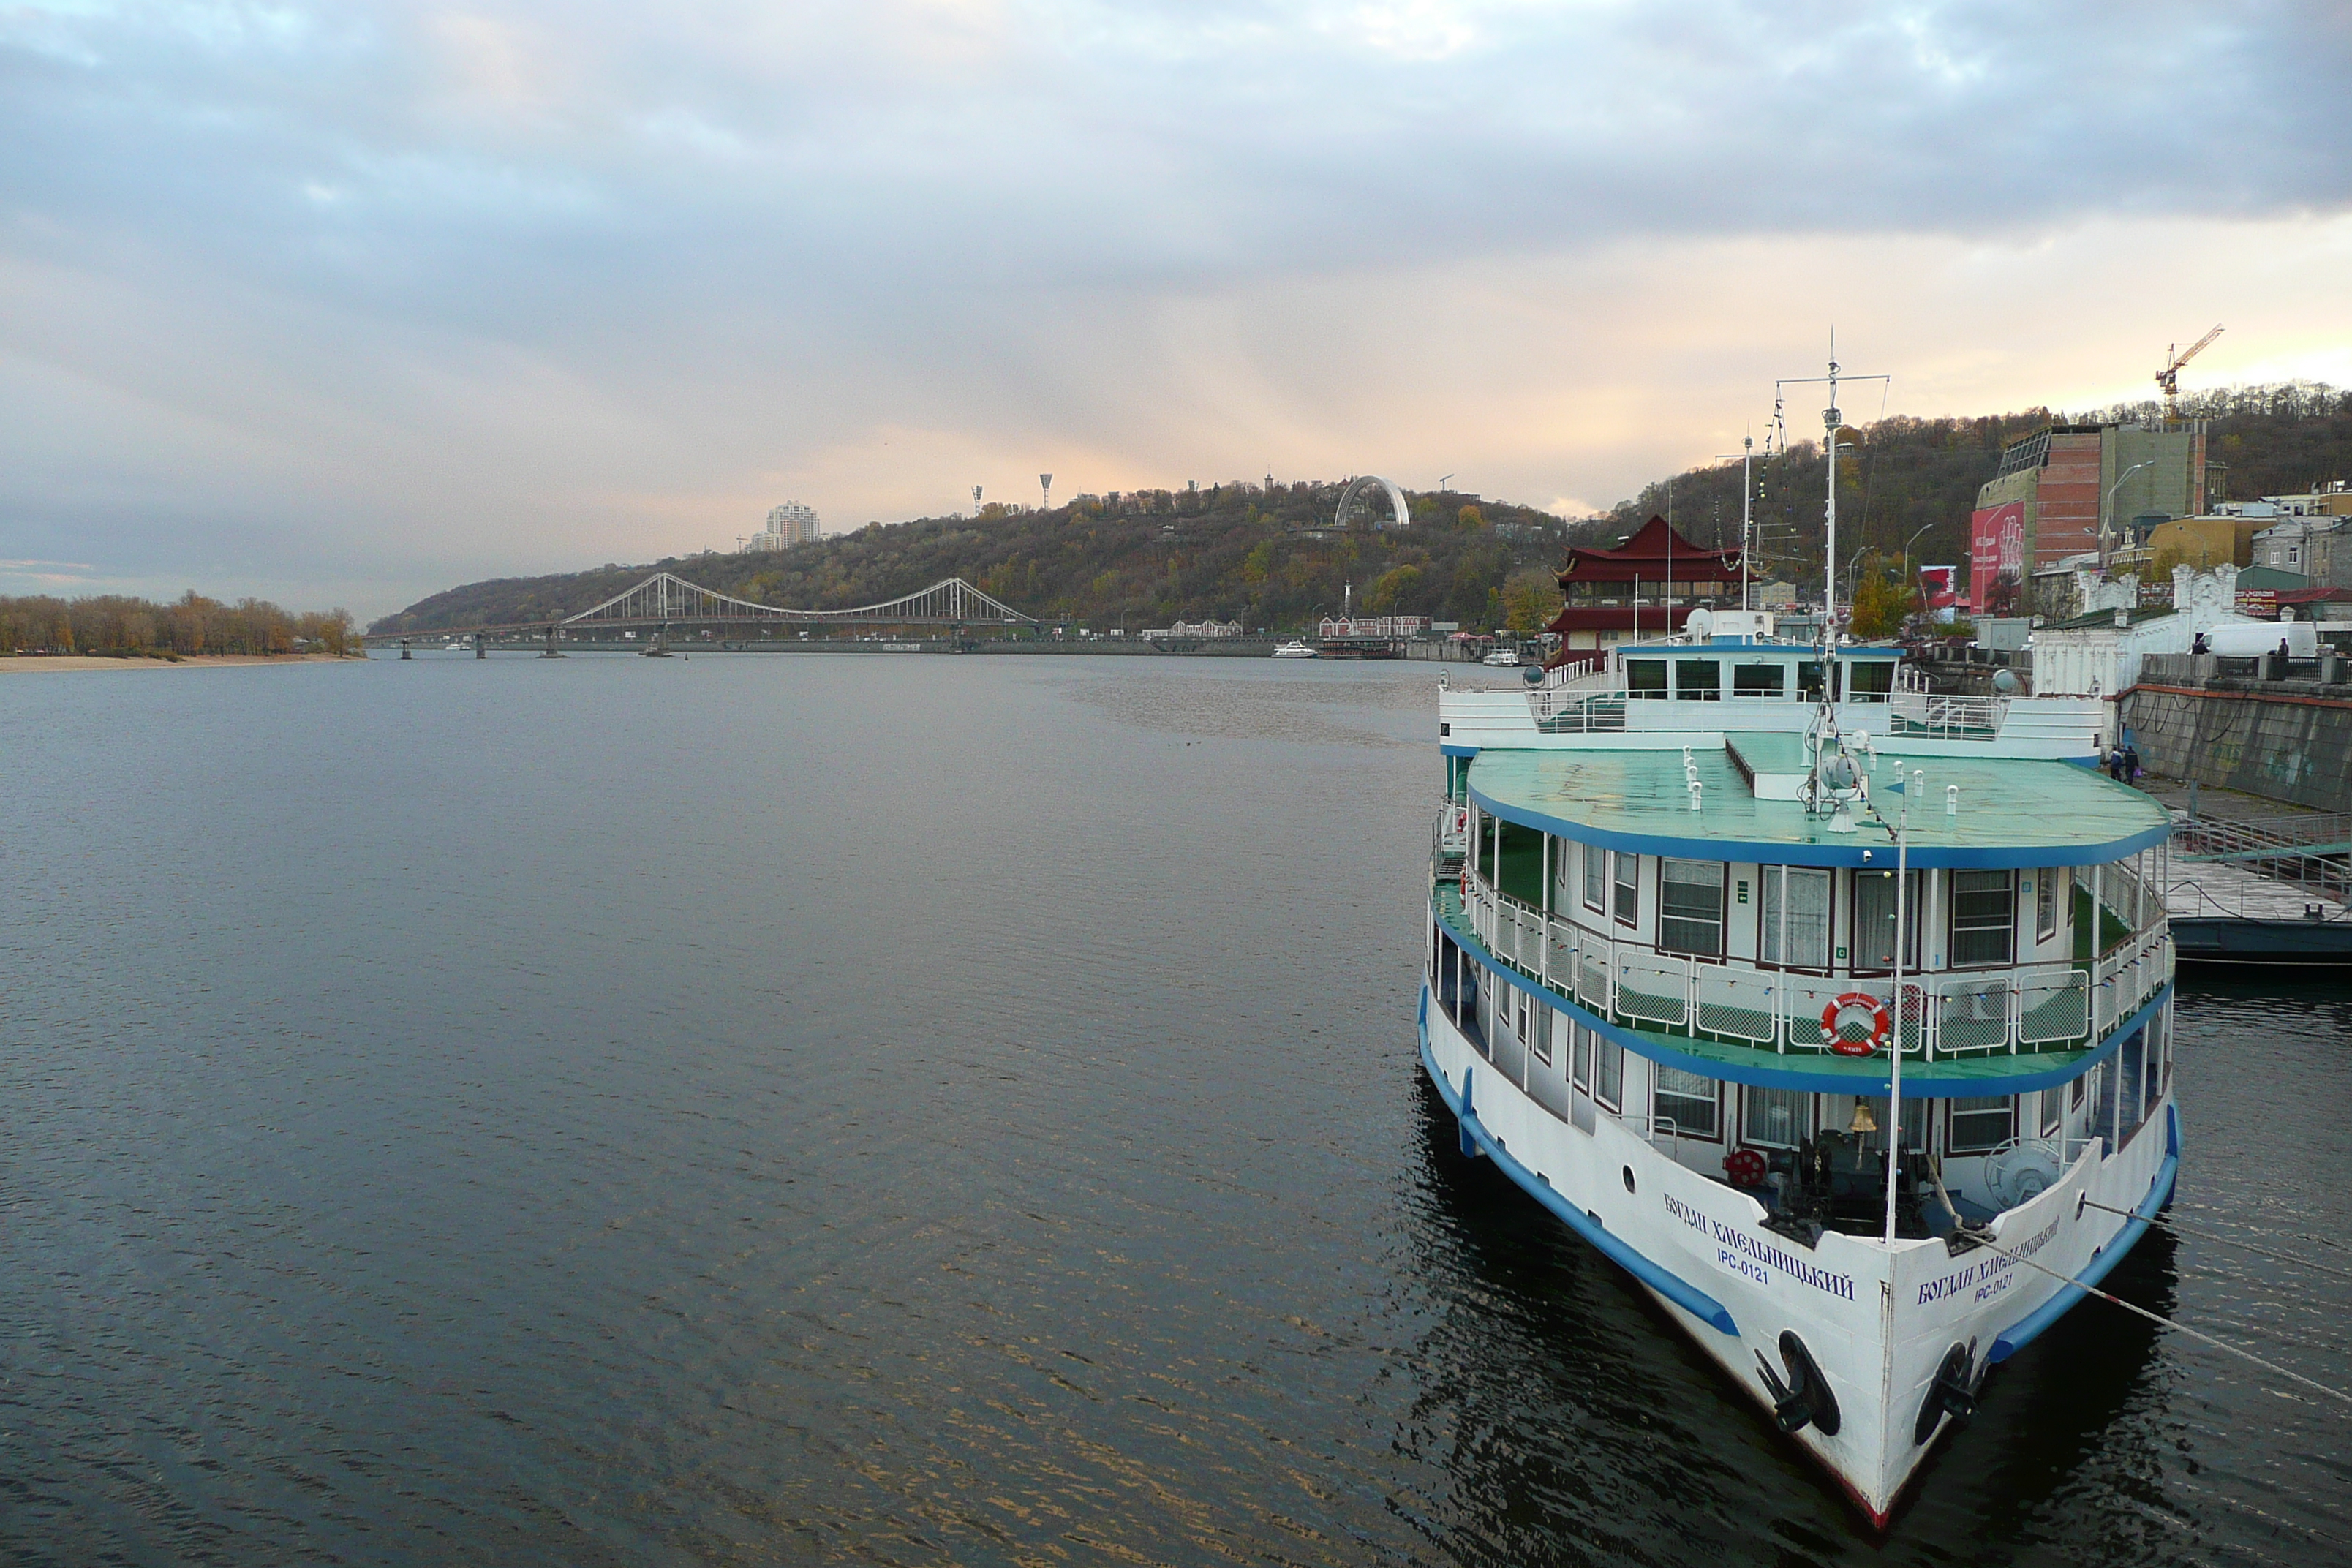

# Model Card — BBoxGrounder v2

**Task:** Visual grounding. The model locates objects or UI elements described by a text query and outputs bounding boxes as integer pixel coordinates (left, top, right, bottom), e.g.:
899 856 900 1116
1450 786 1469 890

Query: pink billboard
1967 502 2024 614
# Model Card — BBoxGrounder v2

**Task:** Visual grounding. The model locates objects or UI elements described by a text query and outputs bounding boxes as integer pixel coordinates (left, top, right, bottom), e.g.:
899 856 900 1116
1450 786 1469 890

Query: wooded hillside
374 383 2352 635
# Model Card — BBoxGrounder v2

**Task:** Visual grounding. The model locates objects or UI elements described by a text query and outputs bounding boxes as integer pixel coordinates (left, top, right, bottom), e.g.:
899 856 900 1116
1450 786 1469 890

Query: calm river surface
3 654 2347 1565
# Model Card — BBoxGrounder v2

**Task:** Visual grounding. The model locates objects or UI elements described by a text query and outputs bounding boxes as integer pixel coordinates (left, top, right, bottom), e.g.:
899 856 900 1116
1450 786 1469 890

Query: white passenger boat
1482 649 1523 668
1273 639 1320 659
1421 375 2176 1525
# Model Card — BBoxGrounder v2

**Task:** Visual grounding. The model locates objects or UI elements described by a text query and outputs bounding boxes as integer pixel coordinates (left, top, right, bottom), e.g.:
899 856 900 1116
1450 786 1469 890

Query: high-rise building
746 501 821 551
1967 423 2206 613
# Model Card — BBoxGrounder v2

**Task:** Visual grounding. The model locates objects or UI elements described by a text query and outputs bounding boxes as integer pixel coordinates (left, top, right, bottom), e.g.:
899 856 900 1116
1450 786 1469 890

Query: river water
2 654 2345 1565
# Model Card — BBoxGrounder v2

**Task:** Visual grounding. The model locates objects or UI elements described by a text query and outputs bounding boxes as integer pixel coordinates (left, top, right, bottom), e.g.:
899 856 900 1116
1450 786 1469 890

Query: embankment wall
2125 655 2352 813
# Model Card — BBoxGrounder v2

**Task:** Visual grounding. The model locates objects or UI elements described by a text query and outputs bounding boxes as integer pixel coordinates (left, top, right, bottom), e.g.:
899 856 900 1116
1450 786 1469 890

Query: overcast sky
5 1 2348 616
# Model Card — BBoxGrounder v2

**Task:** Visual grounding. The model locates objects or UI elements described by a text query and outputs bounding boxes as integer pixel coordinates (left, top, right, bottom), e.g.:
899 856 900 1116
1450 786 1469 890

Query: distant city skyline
4 3 2348 618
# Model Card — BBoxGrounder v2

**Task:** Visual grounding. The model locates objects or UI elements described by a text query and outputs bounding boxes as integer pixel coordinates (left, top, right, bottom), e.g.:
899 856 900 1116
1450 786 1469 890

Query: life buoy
1821 992 1891 1057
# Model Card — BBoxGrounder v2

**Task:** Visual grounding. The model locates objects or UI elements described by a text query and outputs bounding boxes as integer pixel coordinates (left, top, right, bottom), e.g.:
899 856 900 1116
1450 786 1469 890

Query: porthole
1622 1165 1636 1194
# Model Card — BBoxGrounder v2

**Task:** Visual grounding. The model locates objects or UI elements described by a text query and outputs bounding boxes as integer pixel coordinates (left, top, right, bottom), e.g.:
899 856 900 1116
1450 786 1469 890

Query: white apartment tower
747 501 820 551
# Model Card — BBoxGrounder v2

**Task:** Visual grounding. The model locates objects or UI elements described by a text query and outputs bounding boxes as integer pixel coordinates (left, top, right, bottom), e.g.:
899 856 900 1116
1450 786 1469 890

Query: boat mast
1885 781 1910 1244
1741 433 1754 613
1823 353 1839 638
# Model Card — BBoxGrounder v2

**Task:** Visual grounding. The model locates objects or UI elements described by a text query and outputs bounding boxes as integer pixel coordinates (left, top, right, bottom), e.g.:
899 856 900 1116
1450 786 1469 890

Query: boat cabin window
1846 661 1894 701
1949 870 2016 967
1571 1022 1593 1093
1613 851 1639 927
1733 662 1787 698
1760 867 1832 968
1658 858 1725 956
1858 1096 1929 1150
1742 1085 1809 1149
1851 870 1921 971
1593 1031 1624 1111
1582 841 1606 913
2035 867 2063 943
1654 1068 1720 1139
2038 1090 2062 1137
1947 1096 2015 1154
1798 661 1828 701
1626 658 1667 698
1673 658 1721 700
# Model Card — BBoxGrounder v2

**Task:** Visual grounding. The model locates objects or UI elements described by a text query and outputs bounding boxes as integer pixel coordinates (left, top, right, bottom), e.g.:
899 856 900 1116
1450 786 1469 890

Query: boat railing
1447 873 2154 1060
1530 687 1629 734
1889 687 2010 739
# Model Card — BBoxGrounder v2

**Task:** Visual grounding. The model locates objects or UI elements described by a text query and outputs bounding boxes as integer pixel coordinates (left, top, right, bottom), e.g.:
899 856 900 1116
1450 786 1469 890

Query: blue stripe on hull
1418 987 1740 1337
1988 1102 2181 1363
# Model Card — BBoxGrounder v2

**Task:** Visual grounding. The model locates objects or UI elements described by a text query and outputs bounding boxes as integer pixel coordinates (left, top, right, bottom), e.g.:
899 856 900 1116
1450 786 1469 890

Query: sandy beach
0 654 361 674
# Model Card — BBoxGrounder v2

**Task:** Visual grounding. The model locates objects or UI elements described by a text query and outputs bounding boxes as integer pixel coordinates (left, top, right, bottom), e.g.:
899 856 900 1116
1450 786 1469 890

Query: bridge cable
1956 1230 2352 1406
2078 1197 2352 1281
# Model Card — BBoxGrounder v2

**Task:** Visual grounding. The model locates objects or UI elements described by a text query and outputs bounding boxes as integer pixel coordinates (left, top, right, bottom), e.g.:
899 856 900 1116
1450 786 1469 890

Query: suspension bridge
364 570 1039 655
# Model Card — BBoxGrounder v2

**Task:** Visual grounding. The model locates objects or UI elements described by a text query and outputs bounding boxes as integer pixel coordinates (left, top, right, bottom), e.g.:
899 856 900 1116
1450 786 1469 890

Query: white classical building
746 501 821 552
2027 564 2265 698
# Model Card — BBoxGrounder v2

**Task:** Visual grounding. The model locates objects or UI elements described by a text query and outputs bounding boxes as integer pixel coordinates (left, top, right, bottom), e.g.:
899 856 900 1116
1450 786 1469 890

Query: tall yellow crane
2156 324 2223 420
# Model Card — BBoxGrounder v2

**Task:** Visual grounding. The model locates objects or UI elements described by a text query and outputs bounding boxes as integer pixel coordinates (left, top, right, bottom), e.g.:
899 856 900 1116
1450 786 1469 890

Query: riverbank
0 653 360 674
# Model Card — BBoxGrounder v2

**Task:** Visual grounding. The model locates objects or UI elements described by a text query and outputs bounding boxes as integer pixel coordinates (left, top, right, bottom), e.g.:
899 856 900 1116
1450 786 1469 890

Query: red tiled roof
1557 516 1740 584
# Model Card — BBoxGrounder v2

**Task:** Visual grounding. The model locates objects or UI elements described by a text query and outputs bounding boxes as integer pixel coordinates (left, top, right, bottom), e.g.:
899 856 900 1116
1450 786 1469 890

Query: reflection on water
0 655 2343 1564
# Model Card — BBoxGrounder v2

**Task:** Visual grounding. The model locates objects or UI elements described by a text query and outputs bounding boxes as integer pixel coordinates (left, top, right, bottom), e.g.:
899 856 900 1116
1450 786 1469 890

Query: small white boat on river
1272 639 1320 658
1420 366 2177 1525
1482 649 1523 667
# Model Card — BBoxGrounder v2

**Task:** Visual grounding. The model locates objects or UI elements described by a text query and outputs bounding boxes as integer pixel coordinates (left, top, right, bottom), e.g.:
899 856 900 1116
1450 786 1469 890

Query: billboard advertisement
1916 564 1959 622
1967 503 2025 614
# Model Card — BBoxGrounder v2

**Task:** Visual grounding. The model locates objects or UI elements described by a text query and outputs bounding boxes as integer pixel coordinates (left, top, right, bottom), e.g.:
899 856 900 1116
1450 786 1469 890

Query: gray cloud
3 1 2346 612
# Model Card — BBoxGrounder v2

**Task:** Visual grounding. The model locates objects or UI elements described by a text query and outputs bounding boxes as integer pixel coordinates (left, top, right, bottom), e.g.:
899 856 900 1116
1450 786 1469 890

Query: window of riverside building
1626 659 1667 698
1654 1068 1720 1139
1845 660 1894 700
1613 851 1640 926
1673 659 1722 700
1760 866 1832 968
1659 858 1726 956
1949 870 2016 966
1594 1035 1624 1110
1947 1096 2015 1154
1733 662 1787 698
1851 870 1921 971
2037 865 2065 942
1743 1085 1810 1149
1583 840 1606 912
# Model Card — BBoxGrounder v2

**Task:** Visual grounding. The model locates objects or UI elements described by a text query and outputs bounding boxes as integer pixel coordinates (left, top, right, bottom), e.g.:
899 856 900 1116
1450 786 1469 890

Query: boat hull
1416 980 2177 1526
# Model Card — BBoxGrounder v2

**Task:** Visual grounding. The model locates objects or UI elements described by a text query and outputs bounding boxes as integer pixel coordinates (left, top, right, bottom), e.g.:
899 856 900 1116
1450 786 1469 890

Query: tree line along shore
375 382 2352 638
0 592 358 660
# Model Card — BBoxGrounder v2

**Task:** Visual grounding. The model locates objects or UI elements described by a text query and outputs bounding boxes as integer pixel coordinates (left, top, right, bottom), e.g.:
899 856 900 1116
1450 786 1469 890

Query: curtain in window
1743 1085 1809 1148
1654 1067 1719 1138
1852 870 1918 970
1659 858 1724 956
1761 866 1831 968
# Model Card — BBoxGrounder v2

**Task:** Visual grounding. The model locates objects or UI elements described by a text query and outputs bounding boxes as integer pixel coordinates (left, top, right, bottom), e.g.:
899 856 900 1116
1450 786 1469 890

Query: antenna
1040 473 1052 512
972 485 983 516
1776 342 1889 638
1439 473 1455 493
1716 433 1758 613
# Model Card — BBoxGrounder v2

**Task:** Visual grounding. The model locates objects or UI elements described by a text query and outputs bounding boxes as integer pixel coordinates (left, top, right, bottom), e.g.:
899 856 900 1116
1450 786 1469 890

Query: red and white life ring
1821 992 1891 1057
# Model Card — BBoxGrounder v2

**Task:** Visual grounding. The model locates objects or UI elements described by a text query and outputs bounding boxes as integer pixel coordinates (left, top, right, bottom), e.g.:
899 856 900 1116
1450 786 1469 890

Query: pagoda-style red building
1543 516 1741 665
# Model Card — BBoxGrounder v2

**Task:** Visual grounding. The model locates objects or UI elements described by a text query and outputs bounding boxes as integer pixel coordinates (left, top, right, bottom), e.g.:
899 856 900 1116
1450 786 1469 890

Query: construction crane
2156 324 2223 420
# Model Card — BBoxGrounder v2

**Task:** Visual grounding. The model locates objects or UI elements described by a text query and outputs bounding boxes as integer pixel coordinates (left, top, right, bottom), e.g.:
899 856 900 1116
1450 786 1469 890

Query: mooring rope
2080 1197 2352 1283
1959 1231 2352 1406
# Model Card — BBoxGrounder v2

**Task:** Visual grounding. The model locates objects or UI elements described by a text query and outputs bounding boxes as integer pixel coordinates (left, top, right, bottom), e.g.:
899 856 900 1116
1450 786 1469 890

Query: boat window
1798 661 1830 701
1613 852 1639 927
1583 840 1605 913
1760 866 1832 968
1742 1086 1809 1149
1673 659 1722 701
1733 662 1786 698
1846 661 1894 701
1654 1068 1720 1139
1949 870 2016 967
1572 1022 1593 1092
2036 867 2063 942
1594 1034 1624 1111
1851 870 1921 971
2071 1068 2089 1112
1528 999 1553 1067
1658 858 1725 956
1858 1096 1929 1151
1947 1096 2015 1154
1625 659 1668 698
2038 1089 2062 1138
